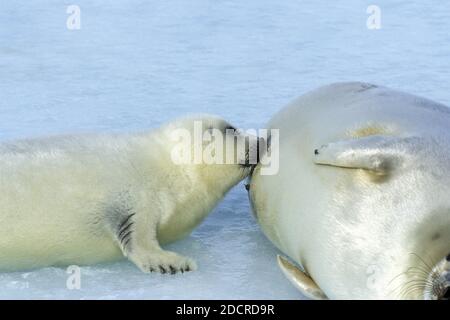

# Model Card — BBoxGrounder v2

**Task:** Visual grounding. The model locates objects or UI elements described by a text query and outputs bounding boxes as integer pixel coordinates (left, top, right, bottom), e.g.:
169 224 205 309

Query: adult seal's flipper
313 135 422 174
277 255 328 300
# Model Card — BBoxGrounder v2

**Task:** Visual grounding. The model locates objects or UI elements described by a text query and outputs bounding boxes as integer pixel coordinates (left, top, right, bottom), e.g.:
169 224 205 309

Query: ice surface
0 0 449 299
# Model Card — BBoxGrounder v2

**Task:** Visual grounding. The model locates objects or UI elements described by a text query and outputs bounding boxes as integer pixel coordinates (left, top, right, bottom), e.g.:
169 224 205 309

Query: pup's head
163 114 262 194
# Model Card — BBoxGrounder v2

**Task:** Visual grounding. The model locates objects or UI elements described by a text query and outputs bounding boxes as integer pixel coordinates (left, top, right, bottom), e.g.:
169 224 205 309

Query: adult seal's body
0 115 255 274
249 82 450 299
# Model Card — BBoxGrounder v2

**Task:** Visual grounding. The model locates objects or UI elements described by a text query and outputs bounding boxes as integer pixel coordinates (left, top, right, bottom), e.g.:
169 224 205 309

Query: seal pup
0 115 257 274
248 82 450 299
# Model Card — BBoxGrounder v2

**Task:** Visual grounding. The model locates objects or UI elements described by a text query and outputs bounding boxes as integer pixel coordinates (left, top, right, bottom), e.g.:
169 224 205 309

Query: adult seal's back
249 82 450 300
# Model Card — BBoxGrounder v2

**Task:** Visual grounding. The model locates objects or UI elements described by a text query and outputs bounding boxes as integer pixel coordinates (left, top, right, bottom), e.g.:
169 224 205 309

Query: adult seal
248 82 450 299
0 115 257 274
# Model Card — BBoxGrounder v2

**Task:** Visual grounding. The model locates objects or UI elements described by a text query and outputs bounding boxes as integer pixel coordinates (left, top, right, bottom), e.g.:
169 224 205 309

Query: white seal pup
249 82 450 299
0 115 256 274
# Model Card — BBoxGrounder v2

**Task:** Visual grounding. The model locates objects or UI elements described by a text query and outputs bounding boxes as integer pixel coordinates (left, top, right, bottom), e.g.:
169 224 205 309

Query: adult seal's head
248 82 450 300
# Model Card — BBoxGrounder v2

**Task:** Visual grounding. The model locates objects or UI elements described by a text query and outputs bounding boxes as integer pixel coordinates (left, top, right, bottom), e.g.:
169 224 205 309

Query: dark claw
314 149 319 155
149 267 155 272
169 266 176 274
159 266 167 274
185 266 190 272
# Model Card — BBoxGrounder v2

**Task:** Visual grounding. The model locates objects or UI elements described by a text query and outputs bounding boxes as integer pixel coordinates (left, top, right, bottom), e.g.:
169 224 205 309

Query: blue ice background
0 0 449 299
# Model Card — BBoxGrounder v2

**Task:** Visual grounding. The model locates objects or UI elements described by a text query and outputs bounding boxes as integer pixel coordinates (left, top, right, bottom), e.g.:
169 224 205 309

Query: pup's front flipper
277 255 327 300
115 211 197 274
128 246 197 274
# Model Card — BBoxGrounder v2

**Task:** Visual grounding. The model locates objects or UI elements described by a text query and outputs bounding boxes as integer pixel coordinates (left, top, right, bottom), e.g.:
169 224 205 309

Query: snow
0 0 449 299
